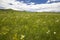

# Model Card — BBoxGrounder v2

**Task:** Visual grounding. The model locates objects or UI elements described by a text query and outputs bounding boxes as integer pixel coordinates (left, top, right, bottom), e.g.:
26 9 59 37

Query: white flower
20 35 25 39
54 32 56 34
46 30 50 34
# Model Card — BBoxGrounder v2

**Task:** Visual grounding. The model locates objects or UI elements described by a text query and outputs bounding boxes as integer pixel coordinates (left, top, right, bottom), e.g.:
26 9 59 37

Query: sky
17 0 48 4
0 0 60 12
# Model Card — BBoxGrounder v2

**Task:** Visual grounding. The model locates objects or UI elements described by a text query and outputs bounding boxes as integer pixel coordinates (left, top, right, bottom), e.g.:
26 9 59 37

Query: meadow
0 9 60 40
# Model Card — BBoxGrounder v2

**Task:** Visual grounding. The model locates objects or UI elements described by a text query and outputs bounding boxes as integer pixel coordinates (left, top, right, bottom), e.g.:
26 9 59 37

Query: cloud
0 0 60 12
47 0 60 3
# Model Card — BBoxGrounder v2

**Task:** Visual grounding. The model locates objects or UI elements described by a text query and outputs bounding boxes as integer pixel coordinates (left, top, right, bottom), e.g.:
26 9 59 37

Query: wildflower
20 35 25 39
46 30 50 34
54 32 56 34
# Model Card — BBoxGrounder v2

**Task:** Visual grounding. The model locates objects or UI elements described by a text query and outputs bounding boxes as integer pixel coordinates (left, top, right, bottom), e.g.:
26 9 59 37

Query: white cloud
0 0 60 12
47 0 60 3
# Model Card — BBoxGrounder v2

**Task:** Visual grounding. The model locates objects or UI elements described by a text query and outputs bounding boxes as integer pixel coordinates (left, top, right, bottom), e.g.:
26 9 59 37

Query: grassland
0 9 60 40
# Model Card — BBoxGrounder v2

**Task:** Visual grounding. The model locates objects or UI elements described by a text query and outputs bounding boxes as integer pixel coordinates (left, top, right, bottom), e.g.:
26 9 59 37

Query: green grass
0 9 60 40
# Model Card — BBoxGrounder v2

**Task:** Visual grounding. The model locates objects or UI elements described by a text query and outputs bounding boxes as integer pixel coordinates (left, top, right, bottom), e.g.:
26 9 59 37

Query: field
0 9 60 40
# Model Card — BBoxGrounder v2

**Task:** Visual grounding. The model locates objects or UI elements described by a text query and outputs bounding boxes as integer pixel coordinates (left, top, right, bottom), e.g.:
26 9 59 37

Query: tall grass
0 9 60 40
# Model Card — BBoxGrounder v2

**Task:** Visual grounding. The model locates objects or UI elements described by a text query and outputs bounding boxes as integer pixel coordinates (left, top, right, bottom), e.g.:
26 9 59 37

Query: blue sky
0 0 60 12
17 0 48 4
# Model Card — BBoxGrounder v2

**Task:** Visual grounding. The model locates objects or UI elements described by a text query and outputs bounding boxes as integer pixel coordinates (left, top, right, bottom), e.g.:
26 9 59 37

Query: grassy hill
0 9 60 40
